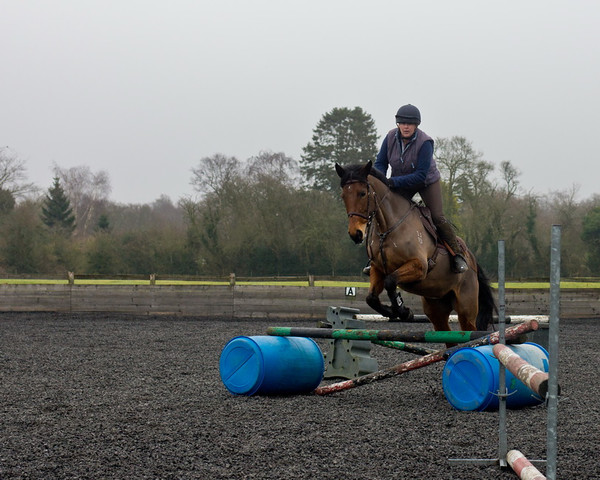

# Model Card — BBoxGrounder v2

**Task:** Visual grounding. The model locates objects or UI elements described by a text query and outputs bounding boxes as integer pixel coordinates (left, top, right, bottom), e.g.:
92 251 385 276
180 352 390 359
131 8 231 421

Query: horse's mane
368 166 388 185
338 163 388 187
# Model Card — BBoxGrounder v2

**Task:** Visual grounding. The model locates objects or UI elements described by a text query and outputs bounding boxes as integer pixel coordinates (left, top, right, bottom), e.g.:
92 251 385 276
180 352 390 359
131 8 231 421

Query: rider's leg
434 219 468 273
362 260 371 276
420 181 468 274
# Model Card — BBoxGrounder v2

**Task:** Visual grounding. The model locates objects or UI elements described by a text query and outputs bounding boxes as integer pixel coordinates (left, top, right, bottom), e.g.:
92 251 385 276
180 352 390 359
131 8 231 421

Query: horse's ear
360 160 372 177
335 163 345 178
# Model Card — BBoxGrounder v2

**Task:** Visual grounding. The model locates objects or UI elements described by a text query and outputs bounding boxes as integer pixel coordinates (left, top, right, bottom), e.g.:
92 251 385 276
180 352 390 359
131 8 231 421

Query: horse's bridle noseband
347 211 370 220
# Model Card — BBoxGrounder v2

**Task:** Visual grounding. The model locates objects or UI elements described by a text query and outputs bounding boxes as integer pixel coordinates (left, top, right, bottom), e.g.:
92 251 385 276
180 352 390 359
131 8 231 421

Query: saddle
416 203 466 271
416 203 438 241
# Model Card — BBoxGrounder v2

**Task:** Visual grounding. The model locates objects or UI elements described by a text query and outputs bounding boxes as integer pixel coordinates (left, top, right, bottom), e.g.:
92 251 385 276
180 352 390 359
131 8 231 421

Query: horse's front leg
384 258 428 321
365 268 412 322
383 276 413 322
365 268 404 320
365 270 391 317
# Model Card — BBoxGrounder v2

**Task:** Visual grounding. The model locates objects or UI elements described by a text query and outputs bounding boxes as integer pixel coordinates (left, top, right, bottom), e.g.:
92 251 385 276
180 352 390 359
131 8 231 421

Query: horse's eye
359 191 367 198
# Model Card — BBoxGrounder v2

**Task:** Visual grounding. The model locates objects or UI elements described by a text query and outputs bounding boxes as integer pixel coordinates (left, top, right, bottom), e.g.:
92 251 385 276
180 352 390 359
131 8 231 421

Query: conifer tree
0 188 15 215
300 107 378 193
41 177 76 234
96 213 110 232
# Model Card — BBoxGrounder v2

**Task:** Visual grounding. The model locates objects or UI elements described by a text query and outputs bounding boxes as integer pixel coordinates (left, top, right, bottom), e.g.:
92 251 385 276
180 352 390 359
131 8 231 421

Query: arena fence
0 284 597 318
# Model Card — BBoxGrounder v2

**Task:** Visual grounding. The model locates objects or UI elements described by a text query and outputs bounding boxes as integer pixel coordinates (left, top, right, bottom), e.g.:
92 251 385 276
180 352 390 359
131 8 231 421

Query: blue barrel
219 336 324 395
442 342 549 411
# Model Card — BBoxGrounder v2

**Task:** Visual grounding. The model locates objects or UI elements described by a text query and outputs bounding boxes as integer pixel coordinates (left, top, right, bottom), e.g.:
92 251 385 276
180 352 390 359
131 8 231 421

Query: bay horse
335 161 496 334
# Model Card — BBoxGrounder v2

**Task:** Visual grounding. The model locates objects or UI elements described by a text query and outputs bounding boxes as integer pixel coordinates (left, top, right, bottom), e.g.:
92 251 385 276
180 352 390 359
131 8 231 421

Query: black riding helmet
395 104 421 125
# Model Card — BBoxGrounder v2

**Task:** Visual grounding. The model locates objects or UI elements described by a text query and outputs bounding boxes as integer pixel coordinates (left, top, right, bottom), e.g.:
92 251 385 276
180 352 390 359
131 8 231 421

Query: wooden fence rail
0 284 598 318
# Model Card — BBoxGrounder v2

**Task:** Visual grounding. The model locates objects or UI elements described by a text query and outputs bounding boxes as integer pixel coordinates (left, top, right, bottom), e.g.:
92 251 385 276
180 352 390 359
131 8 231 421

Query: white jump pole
354 314 549 323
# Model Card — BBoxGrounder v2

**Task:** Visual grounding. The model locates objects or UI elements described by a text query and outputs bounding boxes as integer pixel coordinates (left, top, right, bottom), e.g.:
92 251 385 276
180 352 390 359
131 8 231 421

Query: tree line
1 107 599 279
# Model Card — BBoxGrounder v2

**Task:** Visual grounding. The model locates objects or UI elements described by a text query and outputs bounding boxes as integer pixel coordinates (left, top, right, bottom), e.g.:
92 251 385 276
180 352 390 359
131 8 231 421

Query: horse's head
335 161 381 244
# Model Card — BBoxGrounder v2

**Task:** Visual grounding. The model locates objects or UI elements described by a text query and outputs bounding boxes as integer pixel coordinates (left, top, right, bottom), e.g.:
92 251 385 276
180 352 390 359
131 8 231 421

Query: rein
367 200 416 275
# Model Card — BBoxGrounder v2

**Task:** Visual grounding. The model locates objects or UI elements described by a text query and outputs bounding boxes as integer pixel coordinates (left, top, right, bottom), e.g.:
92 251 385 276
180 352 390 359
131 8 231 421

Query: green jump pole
313 320 539 396
266 326 491 344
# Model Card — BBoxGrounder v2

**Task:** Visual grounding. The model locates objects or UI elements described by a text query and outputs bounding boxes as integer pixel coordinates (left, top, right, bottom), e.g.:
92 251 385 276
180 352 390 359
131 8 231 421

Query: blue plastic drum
442 342 550 411
219 336 324 395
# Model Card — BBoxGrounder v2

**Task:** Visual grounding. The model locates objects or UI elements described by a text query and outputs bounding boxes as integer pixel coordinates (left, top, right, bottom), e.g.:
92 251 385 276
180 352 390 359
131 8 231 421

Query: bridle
344 180 377 221
342 178 415 274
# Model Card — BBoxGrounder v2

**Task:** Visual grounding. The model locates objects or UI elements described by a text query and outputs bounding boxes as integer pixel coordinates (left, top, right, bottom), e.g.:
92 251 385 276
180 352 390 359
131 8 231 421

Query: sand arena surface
0 312 598 479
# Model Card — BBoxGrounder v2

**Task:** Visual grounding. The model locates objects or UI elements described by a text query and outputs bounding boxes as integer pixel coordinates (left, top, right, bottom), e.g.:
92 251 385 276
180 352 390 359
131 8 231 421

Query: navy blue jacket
374 128 439 196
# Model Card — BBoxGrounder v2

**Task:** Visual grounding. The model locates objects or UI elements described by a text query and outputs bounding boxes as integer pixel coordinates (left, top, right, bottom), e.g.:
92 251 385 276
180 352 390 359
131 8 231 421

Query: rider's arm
373 137 389 175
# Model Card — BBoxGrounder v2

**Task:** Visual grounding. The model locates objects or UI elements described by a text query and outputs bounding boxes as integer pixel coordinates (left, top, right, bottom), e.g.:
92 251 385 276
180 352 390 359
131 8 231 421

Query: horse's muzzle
349 229 364 244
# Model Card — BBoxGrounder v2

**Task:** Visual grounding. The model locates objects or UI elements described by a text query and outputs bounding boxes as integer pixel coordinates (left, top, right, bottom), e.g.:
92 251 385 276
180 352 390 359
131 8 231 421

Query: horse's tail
476 263 497 331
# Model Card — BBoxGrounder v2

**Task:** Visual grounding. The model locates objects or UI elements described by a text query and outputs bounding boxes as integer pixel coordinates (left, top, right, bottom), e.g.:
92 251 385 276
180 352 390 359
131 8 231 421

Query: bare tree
543 185 587 276
434 136 493 221
0 147 37 198
190 154 241 198
435 136 485 201
53 164 111 236
247 151 300 186
499 160 521 200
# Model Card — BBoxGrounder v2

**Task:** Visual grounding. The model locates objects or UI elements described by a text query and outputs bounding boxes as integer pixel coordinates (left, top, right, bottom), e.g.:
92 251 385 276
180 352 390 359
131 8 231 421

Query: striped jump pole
492 344 560 399
314 320 539 396
266 326 493 344
506 450 547 480
371 340 436 356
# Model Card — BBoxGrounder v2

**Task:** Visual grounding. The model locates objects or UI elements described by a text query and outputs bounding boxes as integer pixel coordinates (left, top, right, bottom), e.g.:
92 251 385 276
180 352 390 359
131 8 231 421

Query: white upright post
497 240 507 467
546 225 561 480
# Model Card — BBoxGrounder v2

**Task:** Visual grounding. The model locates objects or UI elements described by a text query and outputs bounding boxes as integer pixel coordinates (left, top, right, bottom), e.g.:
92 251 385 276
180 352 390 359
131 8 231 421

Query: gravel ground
0 312 598 479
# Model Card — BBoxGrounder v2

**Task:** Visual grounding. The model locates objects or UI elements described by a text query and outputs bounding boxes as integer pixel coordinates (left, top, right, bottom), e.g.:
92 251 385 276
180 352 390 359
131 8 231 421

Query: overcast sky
2 1 599 204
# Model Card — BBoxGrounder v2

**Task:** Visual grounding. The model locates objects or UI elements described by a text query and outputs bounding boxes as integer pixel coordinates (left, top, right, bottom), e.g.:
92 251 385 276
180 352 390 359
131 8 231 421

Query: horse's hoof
388 316 401 323
399 307 414 322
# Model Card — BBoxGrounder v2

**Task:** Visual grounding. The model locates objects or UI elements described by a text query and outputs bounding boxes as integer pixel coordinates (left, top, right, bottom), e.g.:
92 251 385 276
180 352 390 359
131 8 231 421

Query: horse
335 160 496 335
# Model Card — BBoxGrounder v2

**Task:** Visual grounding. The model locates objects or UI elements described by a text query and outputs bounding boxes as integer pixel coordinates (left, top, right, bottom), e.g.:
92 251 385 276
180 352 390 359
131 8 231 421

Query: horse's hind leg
422 297 456 347
454 277 479 332
455 308 478 332
422 298 452 332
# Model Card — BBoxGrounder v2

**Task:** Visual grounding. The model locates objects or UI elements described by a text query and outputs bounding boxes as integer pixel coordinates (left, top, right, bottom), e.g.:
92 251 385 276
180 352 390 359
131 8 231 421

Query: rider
366 104 468 274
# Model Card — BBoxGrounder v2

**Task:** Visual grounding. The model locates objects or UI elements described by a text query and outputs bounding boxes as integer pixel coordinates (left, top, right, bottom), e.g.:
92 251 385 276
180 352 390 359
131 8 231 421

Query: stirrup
362 265 371 276
452 254 468 273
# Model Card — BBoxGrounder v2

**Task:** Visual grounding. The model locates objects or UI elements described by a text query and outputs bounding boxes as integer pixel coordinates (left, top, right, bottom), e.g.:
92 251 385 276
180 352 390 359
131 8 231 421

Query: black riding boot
435 220 468 274
362 260 371 276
